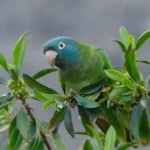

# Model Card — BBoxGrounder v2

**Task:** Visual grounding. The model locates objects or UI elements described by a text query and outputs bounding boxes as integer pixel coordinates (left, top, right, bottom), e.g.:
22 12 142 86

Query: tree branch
21 98 52 150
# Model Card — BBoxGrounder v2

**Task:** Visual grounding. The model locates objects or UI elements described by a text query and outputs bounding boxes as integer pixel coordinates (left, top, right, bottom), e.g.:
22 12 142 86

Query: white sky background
0 0 150 149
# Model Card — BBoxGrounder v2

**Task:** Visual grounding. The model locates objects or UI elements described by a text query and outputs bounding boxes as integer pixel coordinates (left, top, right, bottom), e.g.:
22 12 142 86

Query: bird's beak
45 50 58 65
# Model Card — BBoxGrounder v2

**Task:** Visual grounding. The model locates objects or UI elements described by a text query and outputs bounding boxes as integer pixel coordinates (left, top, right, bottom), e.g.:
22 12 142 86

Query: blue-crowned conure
43 37 112 94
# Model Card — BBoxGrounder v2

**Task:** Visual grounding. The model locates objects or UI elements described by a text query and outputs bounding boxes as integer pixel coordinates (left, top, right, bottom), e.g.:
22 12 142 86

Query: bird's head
43 37 82 70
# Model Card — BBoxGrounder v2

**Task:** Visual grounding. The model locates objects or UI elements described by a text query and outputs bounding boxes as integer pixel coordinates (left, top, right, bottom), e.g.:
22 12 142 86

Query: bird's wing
58 71 66 94
97 48 112 70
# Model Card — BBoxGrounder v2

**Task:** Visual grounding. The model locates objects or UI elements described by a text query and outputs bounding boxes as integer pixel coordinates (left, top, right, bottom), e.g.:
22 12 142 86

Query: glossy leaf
8 117 23 150
16 108 30 139
78 106 92 136
49 132 68 150
79 78 106 95
145 75 150 89
28 137 44 150
13 32 28 70
105 69 134 88
23 74 58 94
33 91 49 101
9 117 17 138
0 94 14 103
86 125 102 150
125 48 141 84
138 109 149 145
0 52 8 72
27 122 36 141
136 59 150 65
83 139 93 150
128 34 135 48
136 30 150 51
117 142 137 150
104 126 116 150
8 127 23 150
116 108 130 129
140 93 150 109
109 87 131 101
0 77 6 84
103 107 126 141
42 99 55 109
8 68 19 81
32 68 57 80
48 106 67 131
64 108 74 138
0 100 14 109
120 26 129 48
96 118 109 133
113 40 126 53
74 94 99 108
130 104 143 140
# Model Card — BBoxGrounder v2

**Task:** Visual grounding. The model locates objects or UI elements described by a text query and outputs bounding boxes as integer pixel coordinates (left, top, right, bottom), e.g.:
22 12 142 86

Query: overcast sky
0 0 150 149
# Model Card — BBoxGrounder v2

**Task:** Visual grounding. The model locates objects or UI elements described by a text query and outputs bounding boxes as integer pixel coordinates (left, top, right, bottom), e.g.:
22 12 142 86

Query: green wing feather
98 48 112 70
58 71 66 94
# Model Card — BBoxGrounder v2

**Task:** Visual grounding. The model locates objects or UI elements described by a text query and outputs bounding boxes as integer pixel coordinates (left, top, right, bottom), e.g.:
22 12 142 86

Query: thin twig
21 98 52 150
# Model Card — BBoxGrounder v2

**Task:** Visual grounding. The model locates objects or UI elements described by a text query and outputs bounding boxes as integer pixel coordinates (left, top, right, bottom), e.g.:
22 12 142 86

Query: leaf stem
21 98 52 150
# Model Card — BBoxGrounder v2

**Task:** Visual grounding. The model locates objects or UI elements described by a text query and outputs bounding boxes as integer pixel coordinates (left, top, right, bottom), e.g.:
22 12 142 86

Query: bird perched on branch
43 37 112 95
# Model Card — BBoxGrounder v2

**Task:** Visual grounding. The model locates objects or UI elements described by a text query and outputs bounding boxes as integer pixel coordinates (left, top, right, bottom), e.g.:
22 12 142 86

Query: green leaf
125 48 141 84
0 94 14 103
8 127 23 150
78 106 92 136
86 125 102 150
79 78 106 95
145 75 150 89
64 108 74 138
49 132 68 150
0 100 14 109
27 122 36 141
8 117 23 150
13 32 28 70
96 118 109 133
42 99 55 109
128 34 135 48
16 108 30 139
138 109 149 145
117 142 137 150
136 30 150 51
120 26 129 48
74 94 99 108
113 40 126 53
136 59 150 65
0 77 6 84
104 126 116 150
83 139 93 150
116 108 130 129
103 107 126 141
130 104 143 140
33 91 49 101
48 106 67 131
32 68 57 80
105 69 135 88
8 68 19 80
109 87 132 101
0 52 8 72
28 137 44 150
140 94 150 109
9 117 17 138
23 74 58 94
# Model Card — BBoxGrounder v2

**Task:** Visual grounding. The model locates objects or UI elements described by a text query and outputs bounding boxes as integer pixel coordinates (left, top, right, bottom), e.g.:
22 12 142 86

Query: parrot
43 36 112 95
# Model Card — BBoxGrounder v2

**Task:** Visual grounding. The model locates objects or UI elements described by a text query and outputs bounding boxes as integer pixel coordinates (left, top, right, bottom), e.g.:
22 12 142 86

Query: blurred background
0 0 150 149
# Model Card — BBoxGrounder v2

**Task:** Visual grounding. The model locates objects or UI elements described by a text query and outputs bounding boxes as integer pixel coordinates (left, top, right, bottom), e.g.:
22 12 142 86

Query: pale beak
45 50 57 65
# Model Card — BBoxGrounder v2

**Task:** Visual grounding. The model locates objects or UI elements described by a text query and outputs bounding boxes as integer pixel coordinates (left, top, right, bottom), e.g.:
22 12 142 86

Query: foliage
0 26 150 150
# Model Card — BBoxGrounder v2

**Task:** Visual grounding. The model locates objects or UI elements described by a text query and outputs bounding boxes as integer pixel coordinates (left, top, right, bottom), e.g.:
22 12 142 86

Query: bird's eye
59 42 65 50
